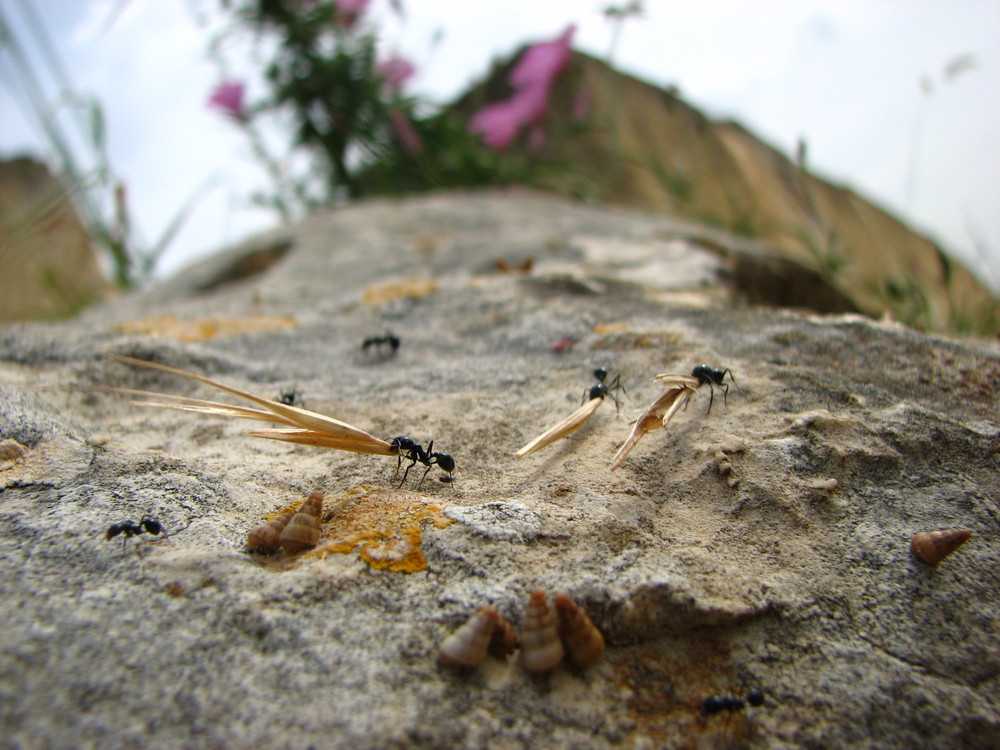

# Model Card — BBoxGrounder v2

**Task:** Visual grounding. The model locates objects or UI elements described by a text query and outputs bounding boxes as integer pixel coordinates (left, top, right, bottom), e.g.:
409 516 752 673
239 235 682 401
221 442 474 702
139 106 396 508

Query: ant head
141 518 162 536
593 367 609 382
746 689 764 707
390 436 415 453
280 391 297 405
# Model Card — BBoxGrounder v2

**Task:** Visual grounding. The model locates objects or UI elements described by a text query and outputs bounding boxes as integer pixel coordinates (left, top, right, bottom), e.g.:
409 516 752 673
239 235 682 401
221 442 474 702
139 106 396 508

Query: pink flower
469 100 525 150
335 0 370 28
375 57 416 94
468 25 576 150
469 84 549 150
389 110 423 155
509 25 575 89
507 24 576 87
208 81 246 122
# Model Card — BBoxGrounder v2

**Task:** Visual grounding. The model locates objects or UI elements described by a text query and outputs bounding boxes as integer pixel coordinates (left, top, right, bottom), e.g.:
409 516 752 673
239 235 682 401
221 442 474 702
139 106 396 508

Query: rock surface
0 190 997 749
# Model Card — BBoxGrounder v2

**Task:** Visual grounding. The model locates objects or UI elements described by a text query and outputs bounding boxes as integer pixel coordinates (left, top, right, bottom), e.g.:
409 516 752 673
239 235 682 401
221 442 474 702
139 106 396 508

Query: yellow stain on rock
593 322 629 334
303 484 453 573
363 278 436 306
114 314 297 342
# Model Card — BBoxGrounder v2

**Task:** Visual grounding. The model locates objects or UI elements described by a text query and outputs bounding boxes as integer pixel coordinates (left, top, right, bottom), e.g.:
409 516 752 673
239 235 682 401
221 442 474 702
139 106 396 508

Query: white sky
2 0 998 292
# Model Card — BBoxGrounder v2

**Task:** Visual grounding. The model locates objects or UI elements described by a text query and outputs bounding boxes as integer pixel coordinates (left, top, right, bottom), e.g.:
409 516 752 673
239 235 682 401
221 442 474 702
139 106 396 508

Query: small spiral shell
911 528 972 566
554 593 605 668
440 605 500 667
521 590 564 674
247 510 295 552
299 490 324 518
488 613 518 659
278 492 324 553
278 512 321 553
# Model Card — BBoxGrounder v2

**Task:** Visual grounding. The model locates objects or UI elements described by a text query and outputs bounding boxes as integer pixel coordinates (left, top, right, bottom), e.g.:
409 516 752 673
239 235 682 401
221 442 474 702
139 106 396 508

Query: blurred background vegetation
1 0 997 335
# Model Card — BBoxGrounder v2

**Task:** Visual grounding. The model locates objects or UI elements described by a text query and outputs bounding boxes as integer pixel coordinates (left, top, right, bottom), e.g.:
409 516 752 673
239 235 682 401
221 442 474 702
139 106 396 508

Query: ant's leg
705 384 715 415
721 383 730 408
727 370 741 394
397 458 416 488
417 464 433 489
615 376 629 408
606 374 620 413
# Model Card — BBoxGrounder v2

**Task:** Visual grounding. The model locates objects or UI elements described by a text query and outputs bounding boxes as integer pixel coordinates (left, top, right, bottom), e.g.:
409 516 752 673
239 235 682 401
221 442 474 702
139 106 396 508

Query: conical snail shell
521 590 564 674
911 528 972 566
278 492 324 553
554 593 605 668
488 613 518 659
248 510 295 551
440 605 500 667
299 491 324 518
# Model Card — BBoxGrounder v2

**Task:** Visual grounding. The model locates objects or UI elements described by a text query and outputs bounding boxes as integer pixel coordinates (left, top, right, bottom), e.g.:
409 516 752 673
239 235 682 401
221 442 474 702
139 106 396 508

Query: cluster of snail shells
439 590 604 673
247 491 323 553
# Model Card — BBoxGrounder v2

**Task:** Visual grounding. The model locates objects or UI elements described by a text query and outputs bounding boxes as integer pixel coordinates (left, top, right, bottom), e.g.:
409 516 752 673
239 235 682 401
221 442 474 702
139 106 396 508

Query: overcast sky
2 0 998 292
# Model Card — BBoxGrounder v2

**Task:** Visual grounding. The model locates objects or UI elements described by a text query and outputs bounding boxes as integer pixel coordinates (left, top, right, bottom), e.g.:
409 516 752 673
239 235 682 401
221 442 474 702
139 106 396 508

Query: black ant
279 389 302 407
691 364 739 414
362 332 401 357
700 688 765 717
105 518 163 551
389 436 455 487
583 367 627 412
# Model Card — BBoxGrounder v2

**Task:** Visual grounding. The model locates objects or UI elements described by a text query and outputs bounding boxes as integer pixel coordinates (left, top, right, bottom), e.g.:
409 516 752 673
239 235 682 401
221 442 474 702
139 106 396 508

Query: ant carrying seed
362 332 401 357
700 688 765 717
389 436 456 488
105 517 163 551
584 367 627 412
110 356 459 490
691 364 739 414
516 367 627 458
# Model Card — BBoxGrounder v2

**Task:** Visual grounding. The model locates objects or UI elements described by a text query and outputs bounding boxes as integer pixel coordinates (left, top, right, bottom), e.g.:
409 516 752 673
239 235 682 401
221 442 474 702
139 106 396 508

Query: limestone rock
0 191 996 748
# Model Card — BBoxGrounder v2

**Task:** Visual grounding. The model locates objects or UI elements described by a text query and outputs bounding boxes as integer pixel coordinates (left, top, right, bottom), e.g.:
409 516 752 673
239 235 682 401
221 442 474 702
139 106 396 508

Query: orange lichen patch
363 278 437 306
593 322 629 334
114 314 297 342
304 484 454 573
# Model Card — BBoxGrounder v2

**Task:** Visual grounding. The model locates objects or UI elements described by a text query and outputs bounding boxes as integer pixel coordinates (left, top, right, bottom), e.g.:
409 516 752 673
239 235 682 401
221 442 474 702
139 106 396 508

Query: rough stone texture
0 190 997 749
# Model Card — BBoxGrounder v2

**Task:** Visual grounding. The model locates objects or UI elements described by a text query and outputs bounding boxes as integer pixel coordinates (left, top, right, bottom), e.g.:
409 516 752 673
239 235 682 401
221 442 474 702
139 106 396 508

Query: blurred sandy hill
0 156 113 323
453 51 998 336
